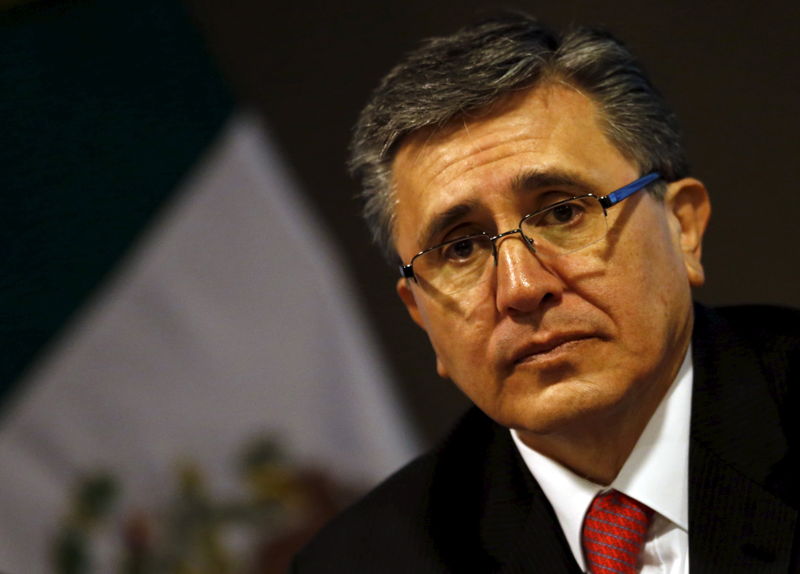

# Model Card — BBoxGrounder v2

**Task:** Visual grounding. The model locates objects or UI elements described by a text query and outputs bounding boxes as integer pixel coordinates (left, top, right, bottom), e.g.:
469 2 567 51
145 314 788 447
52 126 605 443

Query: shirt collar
510 345 693 570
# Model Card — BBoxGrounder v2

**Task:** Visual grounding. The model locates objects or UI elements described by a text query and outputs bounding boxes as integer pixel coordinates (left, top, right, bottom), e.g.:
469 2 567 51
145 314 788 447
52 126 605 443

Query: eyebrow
511 168 597 195
416 201 478 253
414 168 599 252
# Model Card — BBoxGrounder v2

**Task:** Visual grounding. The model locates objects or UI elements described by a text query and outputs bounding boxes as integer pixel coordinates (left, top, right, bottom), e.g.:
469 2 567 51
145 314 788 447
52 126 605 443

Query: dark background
184 0 800 444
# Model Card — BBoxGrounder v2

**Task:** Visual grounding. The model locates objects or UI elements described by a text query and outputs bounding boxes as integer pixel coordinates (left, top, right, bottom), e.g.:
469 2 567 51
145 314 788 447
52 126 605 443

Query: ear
396 278 426 330
664 178 711 287
396 278 451 379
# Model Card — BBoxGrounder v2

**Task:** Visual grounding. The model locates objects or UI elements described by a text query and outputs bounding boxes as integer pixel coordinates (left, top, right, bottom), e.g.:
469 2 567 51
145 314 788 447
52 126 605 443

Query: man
293 14 799 573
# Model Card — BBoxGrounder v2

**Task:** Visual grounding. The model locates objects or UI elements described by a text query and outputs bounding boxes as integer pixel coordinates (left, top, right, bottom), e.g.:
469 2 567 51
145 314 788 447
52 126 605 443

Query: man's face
392 84 709 443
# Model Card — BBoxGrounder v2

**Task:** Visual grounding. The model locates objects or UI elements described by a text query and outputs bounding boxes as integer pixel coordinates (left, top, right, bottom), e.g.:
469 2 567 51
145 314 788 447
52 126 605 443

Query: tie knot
581 490 654 574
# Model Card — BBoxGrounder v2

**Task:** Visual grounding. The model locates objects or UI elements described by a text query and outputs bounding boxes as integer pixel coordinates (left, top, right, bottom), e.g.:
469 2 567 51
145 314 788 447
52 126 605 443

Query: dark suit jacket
293 305 800 573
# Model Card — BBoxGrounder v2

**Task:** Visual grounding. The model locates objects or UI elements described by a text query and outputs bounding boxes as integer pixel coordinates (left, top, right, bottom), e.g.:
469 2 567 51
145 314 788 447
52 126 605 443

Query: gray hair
349 13 689 260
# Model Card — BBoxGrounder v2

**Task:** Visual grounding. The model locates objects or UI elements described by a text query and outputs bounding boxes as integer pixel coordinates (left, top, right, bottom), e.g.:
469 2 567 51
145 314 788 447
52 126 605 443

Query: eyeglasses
399 172 661 295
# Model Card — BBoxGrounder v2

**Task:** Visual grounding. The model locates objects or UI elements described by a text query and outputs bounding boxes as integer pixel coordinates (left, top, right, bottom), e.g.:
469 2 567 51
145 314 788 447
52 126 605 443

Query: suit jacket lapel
494 493 584 574
689 439 796 573
477 418 582 573
431 409 581 572
690 305 798 573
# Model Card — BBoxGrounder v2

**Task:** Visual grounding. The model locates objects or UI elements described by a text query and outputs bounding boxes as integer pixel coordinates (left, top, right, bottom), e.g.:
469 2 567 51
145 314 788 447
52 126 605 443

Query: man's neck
516 411 653 484
516 348 688 484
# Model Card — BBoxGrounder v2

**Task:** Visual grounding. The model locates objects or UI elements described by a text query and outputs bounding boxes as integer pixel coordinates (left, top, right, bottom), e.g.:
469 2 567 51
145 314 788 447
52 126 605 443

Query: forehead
390 84 638 254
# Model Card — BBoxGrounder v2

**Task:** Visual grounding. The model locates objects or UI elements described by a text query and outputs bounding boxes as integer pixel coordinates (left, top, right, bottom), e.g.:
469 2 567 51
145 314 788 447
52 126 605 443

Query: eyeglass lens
413 196 608 295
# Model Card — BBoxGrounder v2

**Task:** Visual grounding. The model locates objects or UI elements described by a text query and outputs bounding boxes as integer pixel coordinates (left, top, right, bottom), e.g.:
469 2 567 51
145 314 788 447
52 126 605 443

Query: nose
493 234 564 315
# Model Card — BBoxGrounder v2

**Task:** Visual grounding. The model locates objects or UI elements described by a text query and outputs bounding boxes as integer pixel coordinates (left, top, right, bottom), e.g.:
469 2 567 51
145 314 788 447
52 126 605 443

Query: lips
509 333 596 366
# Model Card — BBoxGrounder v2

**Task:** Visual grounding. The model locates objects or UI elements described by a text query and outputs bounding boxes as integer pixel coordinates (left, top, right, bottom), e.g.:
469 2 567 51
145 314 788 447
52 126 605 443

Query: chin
496 375 629 435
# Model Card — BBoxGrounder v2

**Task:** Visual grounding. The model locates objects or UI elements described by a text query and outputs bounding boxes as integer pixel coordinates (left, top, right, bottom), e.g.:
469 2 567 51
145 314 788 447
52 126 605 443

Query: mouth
510 334 597 366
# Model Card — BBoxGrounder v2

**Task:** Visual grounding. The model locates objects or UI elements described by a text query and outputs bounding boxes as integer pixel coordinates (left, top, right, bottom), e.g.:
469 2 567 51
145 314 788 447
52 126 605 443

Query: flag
0 2 418 572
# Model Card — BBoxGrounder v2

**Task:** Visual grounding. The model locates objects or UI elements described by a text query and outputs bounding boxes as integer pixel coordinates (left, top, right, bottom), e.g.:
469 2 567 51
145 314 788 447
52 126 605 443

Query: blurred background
1 0 798 572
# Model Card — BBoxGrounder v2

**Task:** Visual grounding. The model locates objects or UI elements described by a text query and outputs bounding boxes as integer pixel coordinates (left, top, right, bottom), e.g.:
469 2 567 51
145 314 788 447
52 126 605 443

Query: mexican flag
0 1 418 572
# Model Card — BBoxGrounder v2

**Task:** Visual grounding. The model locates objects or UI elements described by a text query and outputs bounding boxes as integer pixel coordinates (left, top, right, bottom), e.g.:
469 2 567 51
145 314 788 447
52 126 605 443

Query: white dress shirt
511 347 693 573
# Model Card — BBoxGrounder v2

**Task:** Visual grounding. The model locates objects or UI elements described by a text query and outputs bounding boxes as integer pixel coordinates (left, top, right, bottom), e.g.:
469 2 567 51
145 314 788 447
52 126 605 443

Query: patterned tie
581 490 654 574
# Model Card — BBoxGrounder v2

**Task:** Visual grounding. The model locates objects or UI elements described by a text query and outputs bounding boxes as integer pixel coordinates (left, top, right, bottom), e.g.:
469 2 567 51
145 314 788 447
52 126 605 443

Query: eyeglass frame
399 172 662 281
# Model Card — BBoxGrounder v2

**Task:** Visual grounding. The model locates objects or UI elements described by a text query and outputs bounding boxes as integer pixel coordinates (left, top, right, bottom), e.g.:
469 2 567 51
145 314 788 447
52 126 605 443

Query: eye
542 200 584 226
437 233 491 265
442 237 477 261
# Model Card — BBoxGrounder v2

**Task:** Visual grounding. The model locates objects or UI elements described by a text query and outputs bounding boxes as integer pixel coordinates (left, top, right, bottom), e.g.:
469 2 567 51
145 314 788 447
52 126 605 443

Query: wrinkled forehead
389 82 613 193
393 88 548 169
391 86 622 230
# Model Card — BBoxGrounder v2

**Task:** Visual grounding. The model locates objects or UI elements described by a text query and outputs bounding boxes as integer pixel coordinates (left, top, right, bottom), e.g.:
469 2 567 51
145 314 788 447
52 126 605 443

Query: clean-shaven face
392 83 706 443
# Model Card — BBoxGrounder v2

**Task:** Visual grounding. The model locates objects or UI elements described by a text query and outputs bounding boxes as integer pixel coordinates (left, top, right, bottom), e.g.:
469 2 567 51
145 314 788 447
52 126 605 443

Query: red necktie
581 490 654 574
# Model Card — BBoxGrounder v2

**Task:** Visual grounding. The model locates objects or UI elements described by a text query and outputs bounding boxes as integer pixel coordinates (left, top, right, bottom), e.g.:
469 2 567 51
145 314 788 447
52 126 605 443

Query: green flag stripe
0 0 233 407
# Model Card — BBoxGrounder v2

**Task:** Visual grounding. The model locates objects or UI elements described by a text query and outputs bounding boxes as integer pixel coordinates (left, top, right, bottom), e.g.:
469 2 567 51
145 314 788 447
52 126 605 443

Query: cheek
608 233 690 349
564 214 689 331
416 297 496 380
416 278 496 333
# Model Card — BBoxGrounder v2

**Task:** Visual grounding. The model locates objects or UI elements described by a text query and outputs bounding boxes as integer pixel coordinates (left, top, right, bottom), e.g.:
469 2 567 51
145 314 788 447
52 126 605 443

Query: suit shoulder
292 451 437 571
695 303 800 443
711 304 800 338
695 303 800 361
293 408 496 572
